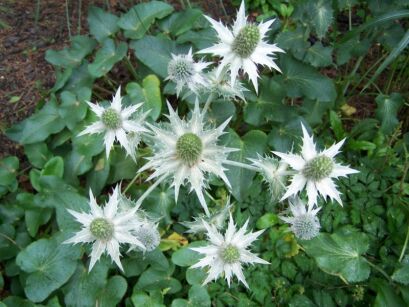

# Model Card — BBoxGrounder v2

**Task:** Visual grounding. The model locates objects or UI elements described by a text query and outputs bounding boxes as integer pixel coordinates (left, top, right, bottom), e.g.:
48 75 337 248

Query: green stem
77 0 82 35
399 225 409 262
342 56 363 96
135 174 167 208
34 0 41 29
123 173 142 194
124 56 139 81
65 0 72 40
348 6 352 31
364 258 393 283
223 160 260 172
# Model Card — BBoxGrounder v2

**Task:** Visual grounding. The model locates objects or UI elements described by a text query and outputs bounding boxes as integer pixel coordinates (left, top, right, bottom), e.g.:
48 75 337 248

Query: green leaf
172 241 206 267
88 6 119 42
88 39 128 78
303 231 370 283
6 97 65 145
45 36 96 68
278 55 336 102
176 28 217 50
309 0 333 38
0 156 19 188
329 111 345 140
256 213 279 229
16 236 81 303
392 263 409 285
305 43 333 67
25 207 52 237
223 130 267 201
41 157 64 178
131 291 165 307
59 88 90 130
118 1 174 39
375 93 404 134
98 276 128 307
275 27 309 60
126 75 162 120
135 267 181 294
130 35 186 78
164 9 203 36
187 285 211 307
86 155 110 196
372 279 405 307
24 143 53 169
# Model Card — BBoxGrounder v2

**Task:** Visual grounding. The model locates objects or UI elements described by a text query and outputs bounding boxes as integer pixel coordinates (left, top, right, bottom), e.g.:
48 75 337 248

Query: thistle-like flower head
280 197 321 240
79 86 149 159
249 154 288 202
64 186 145 271
190 214 269 288
131 219 161 252
203 68 247 101
198 0 284 93
166 48 211 97
139 101 237 216
273 123 359 206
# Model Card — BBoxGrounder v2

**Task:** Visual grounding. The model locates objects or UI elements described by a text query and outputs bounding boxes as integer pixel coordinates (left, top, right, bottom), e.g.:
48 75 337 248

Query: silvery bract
190 214 269 288
199 0 284 93
64 186 145 271
249 154 288 202
139 101 236 216
181 199 231 234
273 124 359 206
280 197 321 240
166 48 211 97
131 219 161 252
79 86 149 158
203 68 247 101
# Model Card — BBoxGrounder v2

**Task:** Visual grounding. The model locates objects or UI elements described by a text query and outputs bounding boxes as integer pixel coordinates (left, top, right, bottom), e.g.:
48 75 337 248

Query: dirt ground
0 0 234 159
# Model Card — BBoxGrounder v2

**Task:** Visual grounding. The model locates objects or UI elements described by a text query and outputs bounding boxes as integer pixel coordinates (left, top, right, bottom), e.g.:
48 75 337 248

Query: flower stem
363 258 393 283
399 225 409 262
202 93 215 116
123 173 142 194
135 174 167 208
223 160 260 172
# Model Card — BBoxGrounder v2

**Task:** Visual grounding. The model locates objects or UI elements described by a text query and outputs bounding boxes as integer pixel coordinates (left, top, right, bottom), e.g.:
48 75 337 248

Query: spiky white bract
203 68 247 101
198 0 284 93
249 154 289 202
79 86 149 159
280 197 321 240
181 199 231 234
64 186 145 271
131 219 161 252
139 101 236 216
190 214 268 288
166 48 211 97
273 123 359 207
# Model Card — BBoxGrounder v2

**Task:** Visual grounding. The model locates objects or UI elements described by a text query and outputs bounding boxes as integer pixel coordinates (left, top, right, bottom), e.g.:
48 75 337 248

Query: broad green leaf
0 156 19 188
303 231 370 283
126 75 162 120
172 241 206 267
24 143 53 169
305 43 333 67
162 9 203 36
16 237 81 303
118 1 174 39
86 155 110 196
25 207 52 237
88 6 119 42
41 156 64 178
88 39 128 78
223 130 267 201
131 35 186 78
372 279 405 307
98 276 128 307
131 291 165 307
278 55 336 102
135 267 181 294
329 111 345 140
176 28 217 50
6 97 65 145
186 268 207 285
59 88 90 130
392 263 409 285
256 213 279 229
187 285 211 307
375 93 404 134
309 0 333 38
275 27 309 60
45 36 96 68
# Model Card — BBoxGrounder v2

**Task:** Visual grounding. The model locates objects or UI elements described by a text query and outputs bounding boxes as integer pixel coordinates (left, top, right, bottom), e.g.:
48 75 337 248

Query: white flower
129 219 161 252
248 154 289 202
181 199 231 234
64 186 145 271
79 86 149 158
203 68 247 101
198 0 284 93
280 197 321 240
166 48 211 97
273 123 359 206
190 214 269 288
139 101 236 216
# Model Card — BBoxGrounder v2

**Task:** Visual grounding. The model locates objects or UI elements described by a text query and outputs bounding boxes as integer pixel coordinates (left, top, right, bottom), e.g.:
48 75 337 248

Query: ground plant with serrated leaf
1 0 409 306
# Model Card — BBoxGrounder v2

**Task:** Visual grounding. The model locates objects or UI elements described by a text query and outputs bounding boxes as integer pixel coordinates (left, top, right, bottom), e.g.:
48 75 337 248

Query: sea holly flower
139 101 236 216
79 86 149 159
273 123 359 206
181 199 231 234
131 219 161 252
280 197 321 240
248 154 289 202
64 186 145 271
202 68 247 101
198 0 284 93
190 214 269 288
166 48 211 97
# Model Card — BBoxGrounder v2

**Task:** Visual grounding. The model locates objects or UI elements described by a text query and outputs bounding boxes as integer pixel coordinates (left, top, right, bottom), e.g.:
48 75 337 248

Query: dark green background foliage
1 0 409 306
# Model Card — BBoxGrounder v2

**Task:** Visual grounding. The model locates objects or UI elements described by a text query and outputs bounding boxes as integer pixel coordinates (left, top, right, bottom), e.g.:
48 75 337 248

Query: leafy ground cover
0 0 408 306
